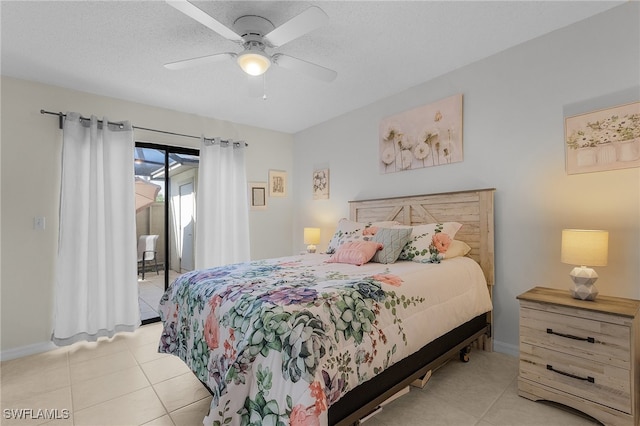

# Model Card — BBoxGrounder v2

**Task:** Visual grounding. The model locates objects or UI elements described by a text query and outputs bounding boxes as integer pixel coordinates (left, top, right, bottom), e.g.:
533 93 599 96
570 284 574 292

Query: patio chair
137 234 159 280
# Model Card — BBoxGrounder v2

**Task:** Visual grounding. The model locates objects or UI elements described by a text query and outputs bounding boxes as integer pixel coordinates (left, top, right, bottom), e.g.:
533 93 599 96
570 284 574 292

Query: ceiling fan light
237 51 271 76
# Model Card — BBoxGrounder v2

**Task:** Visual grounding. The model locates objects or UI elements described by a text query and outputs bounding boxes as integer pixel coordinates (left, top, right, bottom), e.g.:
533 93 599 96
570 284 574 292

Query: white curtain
195 138 250 269
53 112 139 346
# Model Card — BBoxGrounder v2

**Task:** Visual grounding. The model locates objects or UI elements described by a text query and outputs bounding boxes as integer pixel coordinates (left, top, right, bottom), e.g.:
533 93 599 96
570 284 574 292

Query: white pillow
443 239 472 259
397 222 463 262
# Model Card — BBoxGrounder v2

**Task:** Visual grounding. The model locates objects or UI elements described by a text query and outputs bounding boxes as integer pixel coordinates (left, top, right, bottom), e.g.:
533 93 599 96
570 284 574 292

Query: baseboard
492 340 519 358
0 340 57 361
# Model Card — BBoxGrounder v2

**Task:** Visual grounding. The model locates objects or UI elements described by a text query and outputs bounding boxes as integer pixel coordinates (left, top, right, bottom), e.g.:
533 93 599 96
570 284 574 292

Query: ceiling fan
164 0 337 83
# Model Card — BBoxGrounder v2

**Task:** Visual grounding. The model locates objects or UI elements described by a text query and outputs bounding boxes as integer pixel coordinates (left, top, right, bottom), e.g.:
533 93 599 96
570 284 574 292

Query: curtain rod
40 109 248 147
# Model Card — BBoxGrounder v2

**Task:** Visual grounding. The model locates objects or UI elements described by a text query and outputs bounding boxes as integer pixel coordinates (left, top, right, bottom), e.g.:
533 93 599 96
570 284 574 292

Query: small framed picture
248 182 267 210
313 169 329 200
269 170 287 197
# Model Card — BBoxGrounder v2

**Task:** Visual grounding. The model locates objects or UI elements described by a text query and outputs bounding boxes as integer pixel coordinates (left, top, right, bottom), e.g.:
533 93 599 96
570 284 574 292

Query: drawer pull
546 364 595 383
546 328 595 343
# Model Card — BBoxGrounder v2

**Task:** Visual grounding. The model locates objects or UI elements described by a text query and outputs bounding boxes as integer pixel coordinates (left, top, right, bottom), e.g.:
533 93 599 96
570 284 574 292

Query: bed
157 188 495 426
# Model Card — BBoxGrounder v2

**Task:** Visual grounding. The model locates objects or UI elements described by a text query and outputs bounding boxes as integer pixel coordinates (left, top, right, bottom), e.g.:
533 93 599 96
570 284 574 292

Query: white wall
0 77 294 355
2 3 638 359
292 3 640 355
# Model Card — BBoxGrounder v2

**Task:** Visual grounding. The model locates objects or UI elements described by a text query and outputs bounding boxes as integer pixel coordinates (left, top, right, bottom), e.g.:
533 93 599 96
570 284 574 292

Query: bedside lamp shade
561 229 608 301
561 229 608 266
304 227 321 253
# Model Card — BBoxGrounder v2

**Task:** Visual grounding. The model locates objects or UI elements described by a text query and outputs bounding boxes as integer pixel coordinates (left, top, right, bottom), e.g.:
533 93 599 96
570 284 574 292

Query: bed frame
329 188 495 425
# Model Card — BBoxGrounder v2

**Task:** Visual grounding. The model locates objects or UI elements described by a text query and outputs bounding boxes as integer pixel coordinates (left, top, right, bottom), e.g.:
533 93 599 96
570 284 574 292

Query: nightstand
517 286 640 426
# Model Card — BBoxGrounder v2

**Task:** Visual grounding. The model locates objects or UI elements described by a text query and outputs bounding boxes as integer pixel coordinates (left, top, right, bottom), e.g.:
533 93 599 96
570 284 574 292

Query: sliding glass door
134 142 199 323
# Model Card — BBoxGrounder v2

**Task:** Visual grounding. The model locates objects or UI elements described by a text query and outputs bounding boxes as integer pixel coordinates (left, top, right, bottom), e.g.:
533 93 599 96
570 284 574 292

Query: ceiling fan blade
164 52 236 70
165 0 243 42
263 6 328 47
273 54 337 82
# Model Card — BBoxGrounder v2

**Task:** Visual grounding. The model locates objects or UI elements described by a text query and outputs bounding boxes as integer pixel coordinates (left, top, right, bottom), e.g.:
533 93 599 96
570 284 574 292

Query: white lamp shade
304 227 321 245
561 229 608 267
237 51 271 76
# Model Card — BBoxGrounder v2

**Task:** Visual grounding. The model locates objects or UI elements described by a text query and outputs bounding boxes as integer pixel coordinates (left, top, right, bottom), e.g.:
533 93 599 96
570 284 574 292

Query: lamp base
569 266 599 301
306 244 317 254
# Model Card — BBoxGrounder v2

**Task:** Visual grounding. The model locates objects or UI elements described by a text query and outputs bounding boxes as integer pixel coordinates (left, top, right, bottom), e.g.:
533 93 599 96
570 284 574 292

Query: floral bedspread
158 255 434 426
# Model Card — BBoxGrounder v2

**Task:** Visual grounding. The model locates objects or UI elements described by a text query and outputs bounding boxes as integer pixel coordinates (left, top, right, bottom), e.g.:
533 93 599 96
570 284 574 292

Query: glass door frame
136 141 199 324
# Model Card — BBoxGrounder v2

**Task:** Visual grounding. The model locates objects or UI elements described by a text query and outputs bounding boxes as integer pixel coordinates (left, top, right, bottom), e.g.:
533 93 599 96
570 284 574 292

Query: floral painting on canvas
565 101 640 174
379 94 463 173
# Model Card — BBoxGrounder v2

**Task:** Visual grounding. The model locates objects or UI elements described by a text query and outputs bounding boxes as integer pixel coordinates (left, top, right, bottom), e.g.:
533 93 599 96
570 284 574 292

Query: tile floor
138 270 180 322
0 323 601 426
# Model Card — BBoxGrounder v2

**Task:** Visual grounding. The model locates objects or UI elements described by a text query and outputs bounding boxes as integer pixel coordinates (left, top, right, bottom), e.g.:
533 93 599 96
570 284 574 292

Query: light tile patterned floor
0 323 601 426
138 270 180 322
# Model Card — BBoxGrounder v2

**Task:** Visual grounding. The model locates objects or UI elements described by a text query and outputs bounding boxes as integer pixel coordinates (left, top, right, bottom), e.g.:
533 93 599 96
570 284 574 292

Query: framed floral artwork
248 182 267 210
269 170 287 197
565 101 640 174
379 94 463 173
313 169 329 200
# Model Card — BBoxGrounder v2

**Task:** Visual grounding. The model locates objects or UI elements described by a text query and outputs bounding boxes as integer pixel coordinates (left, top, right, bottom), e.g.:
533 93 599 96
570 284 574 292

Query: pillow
325 241 383 266
326 218 400 254
397 222 463 262
371 227 412 264
444 240 472 259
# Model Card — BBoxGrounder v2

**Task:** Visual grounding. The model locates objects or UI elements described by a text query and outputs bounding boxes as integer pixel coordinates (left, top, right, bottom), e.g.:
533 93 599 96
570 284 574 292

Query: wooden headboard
349 188 496 350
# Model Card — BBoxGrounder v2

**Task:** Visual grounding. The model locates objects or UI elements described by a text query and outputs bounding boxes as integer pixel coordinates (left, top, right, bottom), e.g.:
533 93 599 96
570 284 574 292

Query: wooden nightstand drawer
520 342 631 413
517 287 640 426
520 306 630 368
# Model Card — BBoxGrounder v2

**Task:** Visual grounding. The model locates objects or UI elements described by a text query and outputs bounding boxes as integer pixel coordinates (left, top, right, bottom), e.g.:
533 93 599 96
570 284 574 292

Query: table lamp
560 229 608 301
304 227 321 253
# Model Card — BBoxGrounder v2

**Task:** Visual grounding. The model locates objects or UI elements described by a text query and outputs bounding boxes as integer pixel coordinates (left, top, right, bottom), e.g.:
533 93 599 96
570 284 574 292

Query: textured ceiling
1 1 623 134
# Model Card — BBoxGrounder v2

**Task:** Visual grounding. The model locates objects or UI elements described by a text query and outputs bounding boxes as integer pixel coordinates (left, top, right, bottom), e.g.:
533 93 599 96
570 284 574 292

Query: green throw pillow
371 227 412 264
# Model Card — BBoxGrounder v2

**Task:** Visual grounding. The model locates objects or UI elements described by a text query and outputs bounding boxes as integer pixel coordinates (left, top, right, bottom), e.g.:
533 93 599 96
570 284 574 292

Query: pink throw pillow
326 241 383 266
